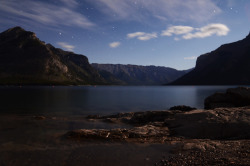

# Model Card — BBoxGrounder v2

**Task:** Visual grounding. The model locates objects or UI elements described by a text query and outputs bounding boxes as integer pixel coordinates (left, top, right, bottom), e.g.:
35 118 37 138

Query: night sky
0 0 250 70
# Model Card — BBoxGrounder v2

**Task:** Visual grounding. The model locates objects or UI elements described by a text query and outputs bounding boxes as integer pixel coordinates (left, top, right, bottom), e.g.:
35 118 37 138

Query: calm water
0 86 237 115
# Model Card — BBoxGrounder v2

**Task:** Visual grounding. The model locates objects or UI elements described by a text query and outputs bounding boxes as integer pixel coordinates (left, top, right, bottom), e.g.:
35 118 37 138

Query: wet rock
169 105 197 112
65 125 170 143
205 87 250 109
82 105 250 140
88 111 175 125
128 111 174 125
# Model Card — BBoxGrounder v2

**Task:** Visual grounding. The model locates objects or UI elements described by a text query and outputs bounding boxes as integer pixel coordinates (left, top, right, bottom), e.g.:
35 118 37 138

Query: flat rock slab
65 125 170 143
165 107 250 139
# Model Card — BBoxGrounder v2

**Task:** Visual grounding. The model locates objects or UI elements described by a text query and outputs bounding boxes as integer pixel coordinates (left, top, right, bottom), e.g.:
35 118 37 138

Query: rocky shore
64 87 250 165
1 87 250 165
67 105 250 141
63 106 250 165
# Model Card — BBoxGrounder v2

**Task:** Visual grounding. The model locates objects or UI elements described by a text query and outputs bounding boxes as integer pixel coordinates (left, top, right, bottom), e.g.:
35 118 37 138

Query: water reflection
0 86 238 115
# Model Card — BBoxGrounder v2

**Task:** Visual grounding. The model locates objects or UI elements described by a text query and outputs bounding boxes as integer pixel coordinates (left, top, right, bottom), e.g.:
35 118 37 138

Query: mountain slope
171 32 250 85
0 27 105 85
92 63 190 85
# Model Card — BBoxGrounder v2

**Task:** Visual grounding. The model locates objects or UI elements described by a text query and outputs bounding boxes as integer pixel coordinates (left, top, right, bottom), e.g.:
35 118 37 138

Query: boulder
205 87 250 109
169 105 197 112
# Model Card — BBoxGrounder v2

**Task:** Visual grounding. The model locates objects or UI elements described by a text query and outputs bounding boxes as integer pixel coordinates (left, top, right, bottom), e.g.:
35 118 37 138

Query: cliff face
92 63 190 85
171 32 250 85
0 27 105 85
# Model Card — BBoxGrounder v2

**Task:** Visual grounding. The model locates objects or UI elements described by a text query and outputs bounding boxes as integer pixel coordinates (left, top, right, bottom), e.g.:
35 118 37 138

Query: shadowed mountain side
92 63 191 85
0 27 106 85
171 32 250 85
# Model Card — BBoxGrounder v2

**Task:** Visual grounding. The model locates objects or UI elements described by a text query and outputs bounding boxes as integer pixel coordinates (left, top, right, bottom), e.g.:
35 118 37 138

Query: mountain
92 63 190 85
171 32 250 85
0 27 106 85
0 26 191 86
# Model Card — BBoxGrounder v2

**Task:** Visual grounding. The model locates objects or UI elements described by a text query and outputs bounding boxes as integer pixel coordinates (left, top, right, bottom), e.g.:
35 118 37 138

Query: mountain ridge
0 26 106 85
171 32 250 85
92 63 191 85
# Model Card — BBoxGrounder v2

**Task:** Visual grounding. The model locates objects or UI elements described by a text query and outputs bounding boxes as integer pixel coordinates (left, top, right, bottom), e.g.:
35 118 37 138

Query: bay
0 86 237 115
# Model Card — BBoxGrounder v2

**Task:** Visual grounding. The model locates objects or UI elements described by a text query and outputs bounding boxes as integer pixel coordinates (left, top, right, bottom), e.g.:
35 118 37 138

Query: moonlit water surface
0 86 237 115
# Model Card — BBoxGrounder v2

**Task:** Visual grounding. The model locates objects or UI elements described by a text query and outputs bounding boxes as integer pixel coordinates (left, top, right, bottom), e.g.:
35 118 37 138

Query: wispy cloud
127 32 157 41
162 24 229 40
109 42 121 48
182 24 230 39
184 56 197 60
162 26 194 36
88 0 221 23
0 0 95 29
154 15 168 21
57 42 75 51
127 32 145 39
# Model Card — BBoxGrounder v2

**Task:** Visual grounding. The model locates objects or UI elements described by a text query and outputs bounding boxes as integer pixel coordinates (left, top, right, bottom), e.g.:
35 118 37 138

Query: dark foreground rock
169 105 196 112
1 111 250 166
68 107 250 141
64 106 250 165
155 140 250 166
66 125 171 143
205 87 250 109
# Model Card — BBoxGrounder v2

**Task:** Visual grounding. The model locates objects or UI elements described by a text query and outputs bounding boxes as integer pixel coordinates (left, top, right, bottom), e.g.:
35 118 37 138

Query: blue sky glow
0 0 250 70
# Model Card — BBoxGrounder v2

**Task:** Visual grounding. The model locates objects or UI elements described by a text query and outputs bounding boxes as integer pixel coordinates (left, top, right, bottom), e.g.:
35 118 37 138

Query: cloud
182 24 230 39
127 32 146 39
161 24 229 40
154 15 168 21
184 56 197 60
0 0 95 29
127 32 157 41
88 0 221 23
57 42 75 51
162 26 194 36
109 42 121 48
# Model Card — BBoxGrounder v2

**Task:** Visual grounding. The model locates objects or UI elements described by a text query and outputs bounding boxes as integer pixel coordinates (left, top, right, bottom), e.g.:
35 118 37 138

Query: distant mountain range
171 32 250 85
0 27 189 85
92 63 191 85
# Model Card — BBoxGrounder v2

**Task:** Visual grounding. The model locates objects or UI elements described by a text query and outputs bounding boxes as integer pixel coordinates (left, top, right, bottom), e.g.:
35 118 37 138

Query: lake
0 86 237 115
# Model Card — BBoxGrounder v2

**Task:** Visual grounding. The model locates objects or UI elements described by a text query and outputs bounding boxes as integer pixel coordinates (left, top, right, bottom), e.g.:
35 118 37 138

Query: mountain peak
7 26 25 33
1 26 37 40
0 27 105 85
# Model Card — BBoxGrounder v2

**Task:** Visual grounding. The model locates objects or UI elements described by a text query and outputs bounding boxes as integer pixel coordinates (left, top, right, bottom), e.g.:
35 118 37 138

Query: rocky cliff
0 27 105 85
171 32 250 85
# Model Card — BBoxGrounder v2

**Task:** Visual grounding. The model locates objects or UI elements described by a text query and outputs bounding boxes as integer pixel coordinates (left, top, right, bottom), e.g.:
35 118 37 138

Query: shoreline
1 106 250 165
